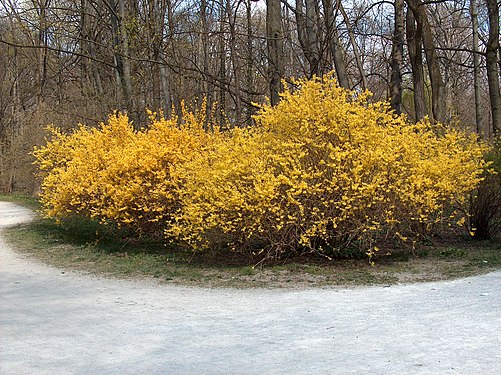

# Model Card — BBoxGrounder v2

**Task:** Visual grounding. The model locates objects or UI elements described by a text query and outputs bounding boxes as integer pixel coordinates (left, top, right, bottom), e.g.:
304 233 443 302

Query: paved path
0 201 500 374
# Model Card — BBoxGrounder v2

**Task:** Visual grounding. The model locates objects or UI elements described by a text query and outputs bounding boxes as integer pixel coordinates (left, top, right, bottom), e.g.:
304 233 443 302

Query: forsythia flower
169 75 487 257
34 109 213 236
34 75 488 259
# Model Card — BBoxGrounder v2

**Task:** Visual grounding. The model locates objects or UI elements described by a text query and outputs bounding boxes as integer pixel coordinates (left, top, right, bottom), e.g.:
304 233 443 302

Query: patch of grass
239 266 257 276
435 248 468 259
5 219 197 281
1 201 500 288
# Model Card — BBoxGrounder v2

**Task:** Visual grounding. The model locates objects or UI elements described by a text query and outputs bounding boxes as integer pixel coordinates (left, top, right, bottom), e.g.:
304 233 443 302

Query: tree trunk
406 6 426 122
36 0 49 105
267 0 284 106
109 0 130 109
159 64 171 117
118 0 133 115
295 0 321 77
471 0 482 136
338 0 367 90
149 0 161 111
79 0 89 90
322 0 349 89
219 1 226 123
161 0 174 118
226 0 242 125
201 0 212 126
486 0 501 135
390 0 404 114
245 0 255 125
407 0 446 123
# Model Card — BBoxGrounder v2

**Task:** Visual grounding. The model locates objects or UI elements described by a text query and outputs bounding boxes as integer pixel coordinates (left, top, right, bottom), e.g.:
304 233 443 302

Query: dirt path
1 201 500 374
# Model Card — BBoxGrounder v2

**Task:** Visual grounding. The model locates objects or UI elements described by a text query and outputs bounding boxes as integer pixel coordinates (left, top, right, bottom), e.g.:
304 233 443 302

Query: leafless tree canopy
0 0 499 193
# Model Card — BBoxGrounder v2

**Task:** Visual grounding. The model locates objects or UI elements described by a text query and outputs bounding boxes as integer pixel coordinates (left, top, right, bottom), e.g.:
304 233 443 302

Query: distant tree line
0 0 500 193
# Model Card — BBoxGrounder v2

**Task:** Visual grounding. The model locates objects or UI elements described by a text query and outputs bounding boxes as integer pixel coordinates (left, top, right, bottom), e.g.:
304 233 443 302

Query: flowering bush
170 76 487 258
35 75 488 259
34 110 212 236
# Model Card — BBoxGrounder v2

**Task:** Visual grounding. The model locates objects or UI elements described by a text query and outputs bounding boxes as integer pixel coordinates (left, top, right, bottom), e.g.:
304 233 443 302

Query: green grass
2 195 500 288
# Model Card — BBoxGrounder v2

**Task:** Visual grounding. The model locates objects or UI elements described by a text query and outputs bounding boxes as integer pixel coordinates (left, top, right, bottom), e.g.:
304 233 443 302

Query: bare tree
470 0 482 135
407 0 446 123
390 0 404 114
108 0 133 114
406 5 427 121
486 0 501 135
2 0 501 193
267 0 284 105
338 0 367 90
321 0 349 88
295 0 321 77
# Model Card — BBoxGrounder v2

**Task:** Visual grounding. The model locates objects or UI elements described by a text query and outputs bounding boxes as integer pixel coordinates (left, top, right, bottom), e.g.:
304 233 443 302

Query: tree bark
390 0 404 114
295 0 321 77
470 0 482 136
35 0 49 105
338 0 367 90
407 0 446 123
108 0 132 112
322 0 349 89
245 0 255 125
118 0 133 113
267 0 284 105
219 1 226 123
226 0 242 125
148 0 161 111
406 6 426 122
486 0 501 135
200 0 211 125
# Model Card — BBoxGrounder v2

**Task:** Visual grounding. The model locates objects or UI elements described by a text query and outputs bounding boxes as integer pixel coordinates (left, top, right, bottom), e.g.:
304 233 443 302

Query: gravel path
1 201 500 374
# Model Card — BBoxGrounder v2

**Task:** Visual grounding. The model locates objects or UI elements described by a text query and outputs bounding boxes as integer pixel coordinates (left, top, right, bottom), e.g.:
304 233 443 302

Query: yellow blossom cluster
34 109 212 236
34 75 488 258
170 76 487 257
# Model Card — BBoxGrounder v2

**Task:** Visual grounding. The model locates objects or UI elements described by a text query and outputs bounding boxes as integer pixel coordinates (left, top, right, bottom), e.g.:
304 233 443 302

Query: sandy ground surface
1 201 500 374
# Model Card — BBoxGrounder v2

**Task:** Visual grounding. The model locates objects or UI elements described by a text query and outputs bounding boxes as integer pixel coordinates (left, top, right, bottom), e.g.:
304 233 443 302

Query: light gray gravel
1 201 500 374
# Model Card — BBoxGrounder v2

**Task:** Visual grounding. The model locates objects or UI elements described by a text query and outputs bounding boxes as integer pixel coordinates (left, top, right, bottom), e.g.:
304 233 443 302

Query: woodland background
0 0 500 194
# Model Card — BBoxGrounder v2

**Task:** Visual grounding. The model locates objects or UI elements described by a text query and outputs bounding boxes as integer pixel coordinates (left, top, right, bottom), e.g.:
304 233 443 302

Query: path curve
1 201 500 374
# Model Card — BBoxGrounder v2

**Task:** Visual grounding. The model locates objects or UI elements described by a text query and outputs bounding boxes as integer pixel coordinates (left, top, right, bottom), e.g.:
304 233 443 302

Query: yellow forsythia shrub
34 110 211 236
170 75 487 258
34 75 487 259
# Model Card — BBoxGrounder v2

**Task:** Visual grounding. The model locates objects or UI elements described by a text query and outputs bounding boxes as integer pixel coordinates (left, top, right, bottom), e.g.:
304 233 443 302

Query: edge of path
1 200 500 291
